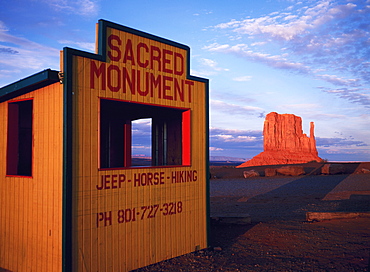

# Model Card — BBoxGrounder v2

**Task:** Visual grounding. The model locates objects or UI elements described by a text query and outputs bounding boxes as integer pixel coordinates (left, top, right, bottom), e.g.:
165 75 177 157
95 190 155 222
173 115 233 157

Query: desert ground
135 162 370 271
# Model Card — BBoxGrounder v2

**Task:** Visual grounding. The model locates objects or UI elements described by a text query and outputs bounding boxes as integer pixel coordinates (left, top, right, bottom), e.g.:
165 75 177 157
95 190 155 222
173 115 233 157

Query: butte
237 112 322 168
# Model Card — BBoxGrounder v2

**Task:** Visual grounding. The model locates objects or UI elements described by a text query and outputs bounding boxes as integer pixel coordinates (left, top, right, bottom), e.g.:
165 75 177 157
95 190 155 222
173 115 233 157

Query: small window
7 100 33 176
100 99 190 168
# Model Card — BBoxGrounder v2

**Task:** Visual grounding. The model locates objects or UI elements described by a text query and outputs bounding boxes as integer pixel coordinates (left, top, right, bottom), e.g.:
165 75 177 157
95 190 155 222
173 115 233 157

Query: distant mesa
237 112 322 168
210 156 248 162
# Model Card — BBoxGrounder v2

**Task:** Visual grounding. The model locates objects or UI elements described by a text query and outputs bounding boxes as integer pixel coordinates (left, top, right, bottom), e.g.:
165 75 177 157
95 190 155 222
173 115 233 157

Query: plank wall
70 26 208 271
0 83 63 272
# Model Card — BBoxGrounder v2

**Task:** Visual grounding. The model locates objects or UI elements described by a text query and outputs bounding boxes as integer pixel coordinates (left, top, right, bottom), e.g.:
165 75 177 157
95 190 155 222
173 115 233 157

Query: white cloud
46 0 99 16
0 22 60 77
215 134 233 139
212 134 258 143
204 43 232 51
236 136 257 142
58 40 95 52
132 145 151 150
199 58 229 71
0 24 59 54
210 147 224 151
321 87 370 107
211 100 263 116
0 21 8 32
233 76 252 82
316 74 360 87
251 41 267 46
209 127 263 157
214 11 313 41
205 43 310 74
190 68 216 77
191 57 229 77
207 0 370 107
284 15 298 21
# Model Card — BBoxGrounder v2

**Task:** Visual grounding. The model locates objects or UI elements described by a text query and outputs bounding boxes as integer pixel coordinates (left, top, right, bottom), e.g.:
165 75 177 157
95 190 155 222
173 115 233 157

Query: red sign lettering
106 35 184 76
96 174 126 190
90 60 193 102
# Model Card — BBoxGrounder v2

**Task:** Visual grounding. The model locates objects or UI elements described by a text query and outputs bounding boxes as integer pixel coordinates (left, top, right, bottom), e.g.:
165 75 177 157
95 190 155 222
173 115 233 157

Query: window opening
7 100 33 176
132 118 152 166
100 99 190 168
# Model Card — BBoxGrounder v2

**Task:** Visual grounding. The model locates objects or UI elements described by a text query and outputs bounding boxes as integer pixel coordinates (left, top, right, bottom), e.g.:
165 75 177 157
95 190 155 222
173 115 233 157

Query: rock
360 168 370 174
213 247 222 251
276 166 305 176
237 112 322 168
321 164 345 175
265 168 277 177
243 170 260 178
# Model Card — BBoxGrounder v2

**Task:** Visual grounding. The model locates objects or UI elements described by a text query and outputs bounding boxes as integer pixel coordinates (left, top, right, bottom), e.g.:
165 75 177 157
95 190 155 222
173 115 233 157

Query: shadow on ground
211 172 370 231
209 223 257 250
245 174 351 221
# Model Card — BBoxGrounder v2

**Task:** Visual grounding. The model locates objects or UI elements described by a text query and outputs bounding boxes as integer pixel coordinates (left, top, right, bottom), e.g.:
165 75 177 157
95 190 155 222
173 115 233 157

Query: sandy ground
135 163 370 271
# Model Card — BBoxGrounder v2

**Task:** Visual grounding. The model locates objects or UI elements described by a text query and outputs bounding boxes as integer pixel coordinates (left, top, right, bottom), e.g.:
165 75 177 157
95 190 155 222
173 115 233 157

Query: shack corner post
0 19 209 272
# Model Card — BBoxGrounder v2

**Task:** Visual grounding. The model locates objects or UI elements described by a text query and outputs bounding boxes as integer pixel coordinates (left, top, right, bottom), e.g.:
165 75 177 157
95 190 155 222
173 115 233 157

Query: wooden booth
0 20 209 272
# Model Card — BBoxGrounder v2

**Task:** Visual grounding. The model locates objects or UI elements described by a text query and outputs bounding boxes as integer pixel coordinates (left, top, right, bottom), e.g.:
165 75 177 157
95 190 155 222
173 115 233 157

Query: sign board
63 20 209 271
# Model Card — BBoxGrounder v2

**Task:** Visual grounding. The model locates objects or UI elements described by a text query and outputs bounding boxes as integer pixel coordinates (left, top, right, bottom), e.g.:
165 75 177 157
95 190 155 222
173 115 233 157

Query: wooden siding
0 83 63 272
70 25 208 271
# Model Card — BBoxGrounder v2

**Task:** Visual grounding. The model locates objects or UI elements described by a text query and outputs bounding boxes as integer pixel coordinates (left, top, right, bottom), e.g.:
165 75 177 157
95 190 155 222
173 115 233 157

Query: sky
1 0 369 162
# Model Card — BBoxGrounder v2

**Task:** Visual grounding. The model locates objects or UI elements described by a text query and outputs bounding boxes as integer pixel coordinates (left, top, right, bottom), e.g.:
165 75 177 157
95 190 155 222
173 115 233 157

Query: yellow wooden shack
0 20 209 272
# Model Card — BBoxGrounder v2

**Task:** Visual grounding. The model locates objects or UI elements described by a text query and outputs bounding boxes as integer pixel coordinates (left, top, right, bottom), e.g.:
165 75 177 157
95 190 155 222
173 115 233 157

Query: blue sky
1 0 369 162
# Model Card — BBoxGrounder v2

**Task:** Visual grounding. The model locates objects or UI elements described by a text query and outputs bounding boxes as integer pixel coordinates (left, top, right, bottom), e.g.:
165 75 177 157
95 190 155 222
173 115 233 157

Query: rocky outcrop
264 166 305 177
237 112 322 168
322 164 345 175
276 166 305 176
243 170 260 178
265 168 277 177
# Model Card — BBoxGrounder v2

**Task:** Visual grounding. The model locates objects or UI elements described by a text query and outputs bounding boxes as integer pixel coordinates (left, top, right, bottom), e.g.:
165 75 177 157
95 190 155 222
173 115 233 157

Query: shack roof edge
0 69 60 103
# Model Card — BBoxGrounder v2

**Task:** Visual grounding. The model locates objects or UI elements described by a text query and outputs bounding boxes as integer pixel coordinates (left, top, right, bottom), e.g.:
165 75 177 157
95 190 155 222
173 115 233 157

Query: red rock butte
237 112 322 168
